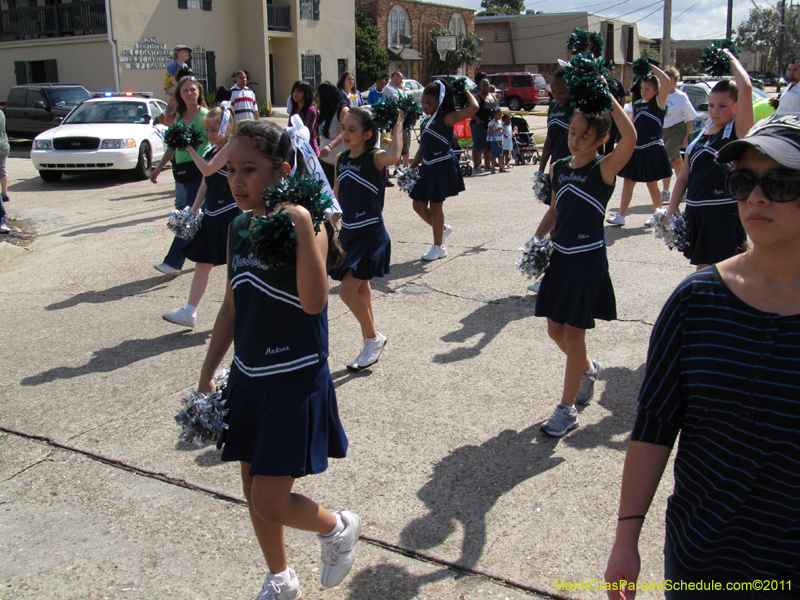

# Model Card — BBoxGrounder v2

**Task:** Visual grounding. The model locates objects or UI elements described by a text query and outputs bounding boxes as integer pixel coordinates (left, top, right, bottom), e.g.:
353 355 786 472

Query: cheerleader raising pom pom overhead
409 80 479 260
196 120 358 599
331 106 405 371
532 86 636 438
607 62 673 227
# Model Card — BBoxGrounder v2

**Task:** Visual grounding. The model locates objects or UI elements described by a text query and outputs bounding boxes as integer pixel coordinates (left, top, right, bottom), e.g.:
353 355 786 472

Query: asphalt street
0 112 693 600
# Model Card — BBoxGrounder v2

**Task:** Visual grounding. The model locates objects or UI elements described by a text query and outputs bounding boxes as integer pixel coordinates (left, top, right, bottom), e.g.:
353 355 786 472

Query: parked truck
2 84 90 139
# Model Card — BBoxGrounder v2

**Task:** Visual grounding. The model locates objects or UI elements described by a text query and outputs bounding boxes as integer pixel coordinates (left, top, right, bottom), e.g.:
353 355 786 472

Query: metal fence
0 0 107 39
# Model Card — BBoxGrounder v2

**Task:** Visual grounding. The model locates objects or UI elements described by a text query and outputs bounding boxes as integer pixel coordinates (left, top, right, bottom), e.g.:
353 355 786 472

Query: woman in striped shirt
605 113 800 598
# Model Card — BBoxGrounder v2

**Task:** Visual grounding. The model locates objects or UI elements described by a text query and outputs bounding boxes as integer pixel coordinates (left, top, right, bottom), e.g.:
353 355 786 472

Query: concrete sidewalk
0 135 688 599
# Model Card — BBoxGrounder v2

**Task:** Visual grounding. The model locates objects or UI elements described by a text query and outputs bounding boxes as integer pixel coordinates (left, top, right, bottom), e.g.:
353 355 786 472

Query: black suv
3 84 91 138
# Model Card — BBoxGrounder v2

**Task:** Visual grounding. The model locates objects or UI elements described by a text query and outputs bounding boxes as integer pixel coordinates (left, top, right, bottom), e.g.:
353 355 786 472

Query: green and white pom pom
564 52 612 115
450 77 471 110
371 97 400 131
567 29 604 56
399 95 423 129
632 57 652 80
163 123 203 150
699 39 738 77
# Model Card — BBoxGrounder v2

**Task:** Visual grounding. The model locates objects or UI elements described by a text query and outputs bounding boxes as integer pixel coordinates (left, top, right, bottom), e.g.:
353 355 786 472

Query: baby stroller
452 119 474 176
510 115 540 166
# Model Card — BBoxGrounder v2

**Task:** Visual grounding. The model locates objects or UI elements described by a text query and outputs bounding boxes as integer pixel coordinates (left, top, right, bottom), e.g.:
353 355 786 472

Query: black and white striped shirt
632 267 800 579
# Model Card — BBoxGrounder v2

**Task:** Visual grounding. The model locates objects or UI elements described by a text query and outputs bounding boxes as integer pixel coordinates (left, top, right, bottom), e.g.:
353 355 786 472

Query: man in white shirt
776 60 800 115
382 71 410 172
230 70 259 122
661 67 698 202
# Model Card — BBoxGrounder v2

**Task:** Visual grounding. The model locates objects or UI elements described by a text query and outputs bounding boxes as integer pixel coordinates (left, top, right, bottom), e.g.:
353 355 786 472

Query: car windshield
752 87 768 100
65 101 149 124
44 87 91 106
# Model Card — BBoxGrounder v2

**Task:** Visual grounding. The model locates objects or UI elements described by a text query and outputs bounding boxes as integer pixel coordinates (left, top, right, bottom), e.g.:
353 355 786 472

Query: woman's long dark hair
290 80 314 120
336 71 354 92
318 82 346 138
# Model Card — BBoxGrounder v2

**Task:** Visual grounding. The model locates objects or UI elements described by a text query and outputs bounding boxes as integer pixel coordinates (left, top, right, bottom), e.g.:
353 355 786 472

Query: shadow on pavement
20 329 211 386
8 171 142 193
604 223 650 247
60 214 165 237
45 273 183 311
433 296 534 363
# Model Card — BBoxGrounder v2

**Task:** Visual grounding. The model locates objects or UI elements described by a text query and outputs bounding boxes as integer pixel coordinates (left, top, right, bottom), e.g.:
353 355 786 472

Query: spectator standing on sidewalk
776 59 800 115
230 70 260 122
367 73 389 105
0 108 9 234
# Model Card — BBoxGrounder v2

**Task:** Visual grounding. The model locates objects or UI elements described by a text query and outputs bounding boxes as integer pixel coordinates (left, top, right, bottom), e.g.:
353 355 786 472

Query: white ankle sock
271 567 292 583
585 360 596 375
185 304 197 316
322 513 344 537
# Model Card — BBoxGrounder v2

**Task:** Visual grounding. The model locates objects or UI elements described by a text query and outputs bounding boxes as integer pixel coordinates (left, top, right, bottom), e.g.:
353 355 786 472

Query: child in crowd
501 113 515 168
487 108 506 173
533 93 636 437
196 120 358 600
607 64 672 226
330 107 404 370
409 80 478 261
162 106 241 328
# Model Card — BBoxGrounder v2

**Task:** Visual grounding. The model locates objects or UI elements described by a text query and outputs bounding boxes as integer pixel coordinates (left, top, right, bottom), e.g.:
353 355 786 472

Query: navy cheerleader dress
546 100 574 165
619 98 673 182
182 146 242 265
220 212 348 478
535 156 617 329
329 148 391 281
683 120 745 265
409 113 465 203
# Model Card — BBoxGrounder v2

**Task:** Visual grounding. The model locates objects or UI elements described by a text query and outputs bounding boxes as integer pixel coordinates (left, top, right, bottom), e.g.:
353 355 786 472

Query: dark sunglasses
726 169 800 203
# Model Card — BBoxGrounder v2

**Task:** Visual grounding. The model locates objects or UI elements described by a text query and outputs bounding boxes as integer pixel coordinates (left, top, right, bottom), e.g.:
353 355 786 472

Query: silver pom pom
174 369 230 444
167 207 203 240
652 210 689 252
516 236 553 279
396 167 420 195
532 171 551 203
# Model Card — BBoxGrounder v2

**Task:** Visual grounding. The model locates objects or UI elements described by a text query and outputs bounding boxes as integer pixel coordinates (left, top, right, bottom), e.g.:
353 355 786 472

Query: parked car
677 76 773 148
360 78 426 104
487 72 548 111
30 92 168 182
2 83 91 139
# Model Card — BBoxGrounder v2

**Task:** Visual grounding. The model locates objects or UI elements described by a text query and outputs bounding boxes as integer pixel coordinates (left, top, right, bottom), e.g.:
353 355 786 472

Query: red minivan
488 72 548 111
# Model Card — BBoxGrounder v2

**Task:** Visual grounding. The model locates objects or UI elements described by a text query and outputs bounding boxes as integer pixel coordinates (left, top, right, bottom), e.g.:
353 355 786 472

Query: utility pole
726 0 733 38
662 0 672 66
778 0 786 94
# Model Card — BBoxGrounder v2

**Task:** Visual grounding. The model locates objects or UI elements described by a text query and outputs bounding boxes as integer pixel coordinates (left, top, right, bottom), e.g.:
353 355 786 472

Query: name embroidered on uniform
265 346 290 355
355 211 366 218
559 173 588 184
339 163 362 173
232 253 269 272
578 234 590 239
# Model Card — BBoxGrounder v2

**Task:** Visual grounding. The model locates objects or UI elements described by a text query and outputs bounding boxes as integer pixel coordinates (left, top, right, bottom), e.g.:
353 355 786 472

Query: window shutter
44 59 58 83
202 0 212 9
315 55 321 89
313 0 319 20
14 61 28 85
178 0 188 8
205 51 216 90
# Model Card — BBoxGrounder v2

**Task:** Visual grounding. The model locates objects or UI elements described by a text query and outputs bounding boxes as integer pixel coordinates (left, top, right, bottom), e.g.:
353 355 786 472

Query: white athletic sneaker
154 262 180 275
256 569 301 600
442 224 453 245
0 219 9 234
644 208 666 227
527 280 541 293
662 189 671 204
606 213 626 226
319 510 361 588
575 360 603 405
422 244 447 261
162 307 196 328
347 333 387 371
540 404 579 437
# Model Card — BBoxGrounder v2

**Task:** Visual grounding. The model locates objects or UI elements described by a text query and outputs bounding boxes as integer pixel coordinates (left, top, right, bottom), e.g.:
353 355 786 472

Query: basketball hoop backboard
437 35 457 61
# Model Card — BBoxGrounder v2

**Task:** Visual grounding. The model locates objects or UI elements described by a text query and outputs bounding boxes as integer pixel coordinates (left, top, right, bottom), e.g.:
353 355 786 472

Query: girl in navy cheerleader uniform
533 93 636 437
330 107 404 371
196 121 359 599
608 65 672 227
163 106 241 328
410 81 479 261
666 50 754 270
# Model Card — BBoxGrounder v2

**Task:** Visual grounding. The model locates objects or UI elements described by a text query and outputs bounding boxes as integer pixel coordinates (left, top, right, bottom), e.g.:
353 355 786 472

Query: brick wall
356 0 475 84
676 48 702 72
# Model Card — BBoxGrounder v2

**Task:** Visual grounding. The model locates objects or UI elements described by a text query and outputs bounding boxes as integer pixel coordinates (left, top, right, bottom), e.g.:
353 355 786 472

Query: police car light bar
94 92 154 98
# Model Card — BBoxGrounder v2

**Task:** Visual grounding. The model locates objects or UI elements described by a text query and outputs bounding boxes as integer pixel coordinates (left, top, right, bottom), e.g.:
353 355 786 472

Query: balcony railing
267 4 291 31
0 0 107 41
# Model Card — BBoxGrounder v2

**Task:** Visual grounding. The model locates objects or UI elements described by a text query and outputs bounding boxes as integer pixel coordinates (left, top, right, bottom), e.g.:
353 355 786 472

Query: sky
431 0 771 41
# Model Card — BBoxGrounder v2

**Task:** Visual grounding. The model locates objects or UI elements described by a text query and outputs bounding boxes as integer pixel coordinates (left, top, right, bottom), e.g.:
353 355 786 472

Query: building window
302 54 321 90
14 59 58 85
300 0 320 20
388 6 409 48
494 24 510 42
449 13 465 38
178 0 212 10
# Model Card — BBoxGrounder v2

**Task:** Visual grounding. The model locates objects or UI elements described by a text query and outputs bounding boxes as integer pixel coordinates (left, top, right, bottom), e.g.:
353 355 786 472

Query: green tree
735 5 800 73
640 46 659 60
355 9 390 90
476 0 524 16
428 24 483 76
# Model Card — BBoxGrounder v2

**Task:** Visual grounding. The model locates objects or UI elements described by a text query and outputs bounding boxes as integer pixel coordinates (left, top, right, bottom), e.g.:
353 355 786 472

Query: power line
672 0 704 25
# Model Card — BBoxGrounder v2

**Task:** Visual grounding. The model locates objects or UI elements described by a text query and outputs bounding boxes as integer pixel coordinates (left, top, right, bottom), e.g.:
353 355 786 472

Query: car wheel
131 142 152 180
508 97 523 111
39 170 62 183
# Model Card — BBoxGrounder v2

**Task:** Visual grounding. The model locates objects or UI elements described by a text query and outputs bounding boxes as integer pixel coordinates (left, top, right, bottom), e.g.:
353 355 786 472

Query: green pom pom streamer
699 39 738 77
399 95 423 129
567 29 604 57
632 57 652 80
242 174 334 270
163 123 203 150
371 97 400 131
563 52 612 115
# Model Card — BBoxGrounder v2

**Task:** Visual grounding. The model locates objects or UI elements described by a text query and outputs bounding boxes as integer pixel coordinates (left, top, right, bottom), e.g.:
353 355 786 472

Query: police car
31 92 169 182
